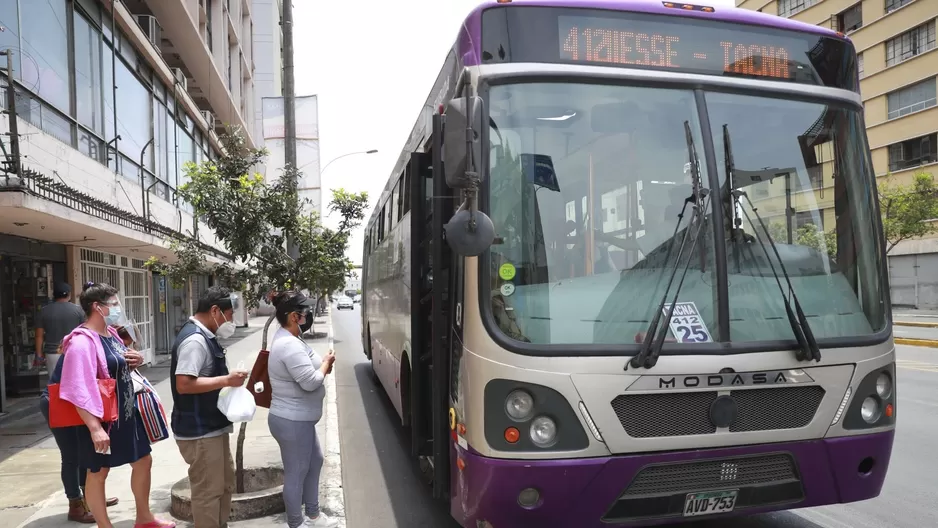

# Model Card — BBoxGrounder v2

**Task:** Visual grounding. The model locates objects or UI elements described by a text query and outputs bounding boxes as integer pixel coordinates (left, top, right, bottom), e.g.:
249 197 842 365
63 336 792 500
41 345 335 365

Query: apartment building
0 0 259 412
736 0 938 309
252 0 283 158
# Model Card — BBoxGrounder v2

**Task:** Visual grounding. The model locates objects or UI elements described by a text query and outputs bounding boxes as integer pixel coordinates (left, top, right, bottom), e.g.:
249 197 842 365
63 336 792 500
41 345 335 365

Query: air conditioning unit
172 68 187 90
135 15 162 50
200 110 216 130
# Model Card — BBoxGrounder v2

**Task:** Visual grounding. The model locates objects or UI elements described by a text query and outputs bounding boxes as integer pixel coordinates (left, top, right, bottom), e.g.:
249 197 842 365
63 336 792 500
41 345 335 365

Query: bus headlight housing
484 379 590 452
842 363 896 430
530 416 558 447
505 390 534 421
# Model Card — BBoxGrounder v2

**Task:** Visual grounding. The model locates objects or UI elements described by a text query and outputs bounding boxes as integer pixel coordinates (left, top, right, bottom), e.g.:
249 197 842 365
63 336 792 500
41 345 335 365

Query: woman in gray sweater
268 291 337 528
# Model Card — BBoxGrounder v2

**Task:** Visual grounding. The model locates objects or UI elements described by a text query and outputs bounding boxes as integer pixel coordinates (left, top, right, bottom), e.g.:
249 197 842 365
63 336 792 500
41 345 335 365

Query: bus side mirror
445 206 495 257
443 96 484 189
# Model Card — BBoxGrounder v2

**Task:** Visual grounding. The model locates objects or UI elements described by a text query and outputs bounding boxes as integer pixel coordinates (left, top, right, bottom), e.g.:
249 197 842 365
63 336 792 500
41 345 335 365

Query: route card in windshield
664 301 713 343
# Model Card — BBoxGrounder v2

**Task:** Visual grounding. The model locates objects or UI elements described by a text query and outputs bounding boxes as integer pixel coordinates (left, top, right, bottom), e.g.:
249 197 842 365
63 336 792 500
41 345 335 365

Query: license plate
683 490 738 517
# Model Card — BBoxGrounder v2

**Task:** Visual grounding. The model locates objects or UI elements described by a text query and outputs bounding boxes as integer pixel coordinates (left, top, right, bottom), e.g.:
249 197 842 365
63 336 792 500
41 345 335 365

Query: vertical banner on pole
262 96 321 216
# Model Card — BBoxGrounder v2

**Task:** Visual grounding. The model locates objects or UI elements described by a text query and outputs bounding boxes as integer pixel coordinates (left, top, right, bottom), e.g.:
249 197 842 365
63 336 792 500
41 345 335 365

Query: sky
293 0 738 264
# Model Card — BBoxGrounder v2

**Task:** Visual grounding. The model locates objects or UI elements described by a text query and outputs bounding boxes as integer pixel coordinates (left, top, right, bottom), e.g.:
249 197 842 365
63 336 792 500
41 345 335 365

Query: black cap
275 291 316 316
53 282 72 299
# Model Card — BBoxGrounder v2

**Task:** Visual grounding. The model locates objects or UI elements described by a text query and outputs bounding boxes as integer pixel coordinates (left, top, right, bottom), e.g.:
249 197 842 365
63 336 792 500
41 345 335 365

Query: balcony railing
0 166 232 262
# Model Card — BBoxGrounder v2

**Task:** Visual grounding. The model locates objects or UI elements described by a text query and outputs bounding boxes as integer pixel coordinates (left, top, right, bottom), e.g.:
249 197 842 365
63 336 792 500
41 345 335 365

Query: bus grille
602 453 804 521
621 453 798 496
611 386 825 438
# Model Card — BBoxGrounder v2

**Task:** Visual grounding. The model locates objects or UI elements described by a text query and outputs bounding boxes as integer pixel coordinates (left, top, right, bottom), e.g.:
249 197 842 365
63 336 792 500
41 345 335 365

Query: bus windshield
485 82 887 349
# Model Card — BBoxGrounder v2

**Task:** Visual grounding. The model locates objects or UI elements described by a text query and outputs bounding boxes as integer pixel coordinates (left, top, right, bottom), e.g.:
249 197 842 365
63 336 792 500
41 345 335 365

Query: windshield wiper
629 121 710 370
723 125 821 363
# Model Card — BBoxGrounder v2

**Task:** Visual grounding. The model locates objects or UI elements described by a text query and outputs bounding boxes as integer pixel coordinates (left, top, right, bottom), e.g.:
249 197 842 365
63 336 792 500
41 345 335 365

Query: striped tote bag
132 371 170 443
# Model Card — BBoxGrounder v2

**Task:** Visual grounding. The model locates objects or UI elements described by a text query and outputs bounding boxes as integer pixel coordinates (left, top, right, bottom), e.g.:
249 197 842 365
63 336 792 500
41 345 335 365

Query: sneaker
307 512 338 528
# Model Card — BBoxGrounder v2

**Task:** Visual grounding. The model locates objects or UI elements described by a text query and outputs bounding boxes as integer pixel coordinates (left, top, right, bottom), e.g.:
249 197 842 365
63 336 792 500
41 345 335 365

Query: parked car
336 297 354 310
353 295 362 304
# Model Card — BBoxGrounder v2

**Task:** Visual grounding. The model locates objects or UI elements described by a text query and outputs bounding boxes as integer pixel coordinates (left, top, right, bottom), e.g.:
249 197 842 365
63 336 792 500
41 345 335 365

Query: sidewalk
1 315 344 528
893 308 938 325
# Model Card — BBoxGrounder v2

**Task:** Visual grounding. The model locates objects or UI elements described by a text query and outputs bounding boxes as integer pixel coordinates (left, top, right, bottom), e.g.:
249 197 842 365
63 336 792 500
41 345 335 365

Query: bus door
410 149 433 459
434 108 465 501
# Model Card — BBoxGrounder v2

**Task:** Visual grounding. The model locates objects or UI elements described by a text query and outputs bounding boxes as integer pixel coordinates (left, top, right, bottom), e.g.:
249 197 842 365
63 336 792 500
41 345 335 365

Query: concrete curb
895 337 938 348
319 318 346 527
894 321 938 329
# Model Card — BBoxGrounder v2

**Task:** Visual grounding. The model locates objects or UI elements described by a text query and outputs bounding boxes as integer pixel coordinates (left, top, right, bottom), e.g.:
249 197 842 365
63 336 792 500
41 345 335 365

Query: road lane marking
896 359 938 373
901 397 938 409
794 506 854 528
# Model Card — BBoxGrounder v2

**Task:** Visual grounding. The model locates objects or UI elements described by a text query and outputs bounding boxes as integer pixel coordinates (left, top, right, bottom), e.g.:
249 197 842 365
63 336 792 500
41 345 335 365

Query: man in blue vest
171 286 249 528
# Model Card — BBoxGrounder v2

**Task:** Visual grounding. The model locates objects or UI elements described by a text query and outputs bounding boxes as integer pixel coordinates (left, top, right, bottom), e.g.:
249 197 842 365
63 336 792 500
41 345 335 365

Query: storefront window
154 99 168 183
116 59 152 170
103 44 116 141
20 0 71 113
0 1 22 76
74 11 104 135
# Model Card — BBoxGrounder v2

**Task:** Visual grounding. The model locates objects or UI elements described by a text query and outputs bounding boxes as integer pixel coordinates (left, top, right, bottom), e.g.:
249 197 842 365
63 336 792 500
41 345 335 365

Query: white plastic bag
217 386 257 423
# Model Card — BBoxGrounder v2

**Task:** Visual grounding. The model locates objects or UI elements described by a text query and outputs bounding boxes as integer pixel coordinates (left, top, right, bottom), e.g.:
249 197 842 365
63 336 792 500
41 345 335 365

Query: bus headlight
505 390 534 421
842 364 897 430
860 397 881 423
875 372 892 398
530 416 558 447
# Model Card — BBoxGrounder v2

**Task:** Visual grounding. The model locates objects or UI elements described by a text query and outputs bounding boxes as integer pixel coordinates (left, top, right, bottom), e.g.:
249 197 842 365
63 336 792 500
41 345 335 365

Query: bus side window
403 165 412 215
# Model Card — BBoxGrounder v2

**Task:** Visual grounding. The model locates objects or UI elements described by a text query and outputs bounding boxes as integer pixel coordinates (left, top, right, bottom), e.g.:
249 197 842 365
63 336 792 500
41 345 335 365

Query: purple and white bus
361 1 895 526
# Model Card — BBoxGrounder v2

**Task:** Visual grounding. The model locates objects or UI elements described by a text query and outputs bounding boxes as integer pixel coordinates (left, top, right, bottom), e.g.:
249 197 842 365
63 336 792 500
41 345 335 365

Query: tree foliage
145 129 368 308
879 172 938 253
764 221 837 261
755 171 938 260
144 129 367 494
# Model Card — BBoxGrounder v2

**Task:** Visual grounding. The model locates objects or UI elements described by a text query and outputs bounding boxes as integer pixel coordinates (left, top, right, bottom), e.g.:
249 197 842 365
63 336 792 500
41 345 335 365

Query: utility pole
2 50 21 179
282 0 298 258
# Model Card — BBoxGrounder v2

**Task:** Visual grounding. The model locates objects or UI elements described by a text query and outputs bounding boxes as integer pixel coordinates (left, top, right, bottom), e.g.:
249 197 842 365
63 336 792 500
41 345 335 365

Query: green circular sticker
498 263 516 281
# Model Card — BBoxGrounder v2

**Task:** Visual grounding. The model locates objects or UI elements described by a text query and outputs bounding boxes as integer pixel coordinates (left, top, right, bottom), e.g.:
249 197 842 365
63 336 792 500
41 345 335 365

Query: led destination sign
559 15 805 81
479 6 858 90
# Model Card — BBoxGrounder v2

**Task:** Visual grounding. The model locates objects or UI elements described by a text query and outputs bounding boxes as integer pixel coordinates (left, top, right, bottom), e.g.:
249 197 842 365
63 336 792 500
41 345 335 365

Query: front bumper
451 430 894 527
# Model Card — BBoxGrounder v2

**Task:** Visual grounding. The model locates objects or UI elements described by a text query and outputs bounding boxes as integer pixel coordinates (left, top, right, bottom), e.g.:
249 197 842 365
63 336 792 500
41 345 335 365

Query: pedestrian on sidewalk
170 286 249 528
268 291 337 528
38 344 120 523
34 282 85 374
58 282 175 528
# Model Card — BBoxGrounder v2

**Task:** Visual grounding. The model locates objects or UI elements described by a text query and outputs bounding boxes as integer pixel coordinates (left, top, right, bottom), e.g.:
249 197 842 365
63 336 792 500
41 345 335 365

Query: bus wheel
364 326 373 360
400 358 412 429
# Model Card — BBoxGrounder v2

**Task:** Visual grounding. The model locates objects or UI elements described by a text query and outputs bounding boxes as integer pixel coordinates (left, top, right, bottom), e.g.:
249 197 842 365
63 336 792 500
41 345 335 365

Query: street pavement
893 324 938 342
331 307 936 528
0 316 344 528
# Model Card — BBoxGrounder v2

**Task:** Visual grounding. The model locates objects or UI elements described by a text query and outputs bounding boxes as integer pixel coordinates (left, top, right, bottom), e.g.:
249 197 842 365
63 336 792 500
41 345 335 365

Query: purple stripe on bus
455 0 845 68
449 429 894 527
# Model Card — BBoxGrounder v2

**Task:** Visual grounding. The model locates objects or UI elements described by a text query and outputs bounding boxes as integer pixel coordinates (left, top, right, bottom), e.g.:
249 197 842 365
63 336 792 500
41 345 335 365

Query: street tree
763 222 837 261
879 171 938 254
145 129 367 492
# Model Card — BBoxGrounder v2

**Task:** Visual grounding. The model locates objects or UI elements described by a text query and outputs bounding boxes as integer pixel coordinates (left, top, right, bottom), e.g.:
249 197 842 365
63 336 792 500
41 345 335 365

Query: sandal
133 520 176 528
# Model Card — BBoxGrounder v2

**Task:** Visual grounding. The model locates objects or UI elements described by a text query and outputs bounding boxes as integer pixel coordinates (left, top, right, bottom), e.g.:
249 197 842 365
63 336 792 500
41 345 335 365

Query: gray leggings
268 414 324 528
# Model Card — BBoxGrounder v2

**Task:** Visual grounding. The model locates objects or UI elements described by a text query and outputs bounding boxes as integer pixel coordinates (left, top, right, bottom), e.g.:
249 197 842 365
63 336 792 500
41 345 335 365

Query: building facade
736 0 938 309
0 0 259 412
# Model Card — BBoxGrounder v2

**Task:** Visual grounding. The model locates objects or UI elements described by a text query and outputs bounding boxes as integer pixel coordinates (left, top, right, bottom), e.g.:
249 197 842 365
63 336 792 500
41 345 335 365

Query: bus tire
400 357 412 429
364 326 373 360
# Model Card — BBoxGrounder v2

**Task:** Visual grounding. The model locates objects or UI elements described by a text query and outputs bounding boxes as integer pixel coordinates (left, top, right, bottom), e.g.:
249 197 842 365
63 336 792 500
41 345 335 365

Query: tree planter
170 467 285 522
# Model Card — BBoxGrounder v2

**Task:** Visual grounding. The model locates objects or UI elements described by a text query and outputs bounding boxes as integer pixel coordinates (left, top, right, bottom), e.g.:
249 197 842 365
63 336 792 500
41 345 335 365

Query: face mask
214 311 236 339
101 305 122 326
299 312 313 333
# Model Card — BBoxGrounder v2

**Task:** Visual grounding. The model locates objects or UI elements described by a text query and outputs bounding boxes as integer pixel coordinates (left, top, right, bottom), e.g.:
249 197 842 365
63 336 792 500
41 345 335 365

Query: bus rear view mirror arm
442 94 495 257
443 95 484 189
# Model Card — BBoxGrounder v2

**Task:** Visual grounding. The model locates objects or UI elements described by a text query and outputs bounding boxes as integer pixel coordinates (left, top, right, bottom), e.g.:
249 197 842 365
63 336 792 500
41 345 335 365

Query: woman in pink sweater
58 283 174 528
